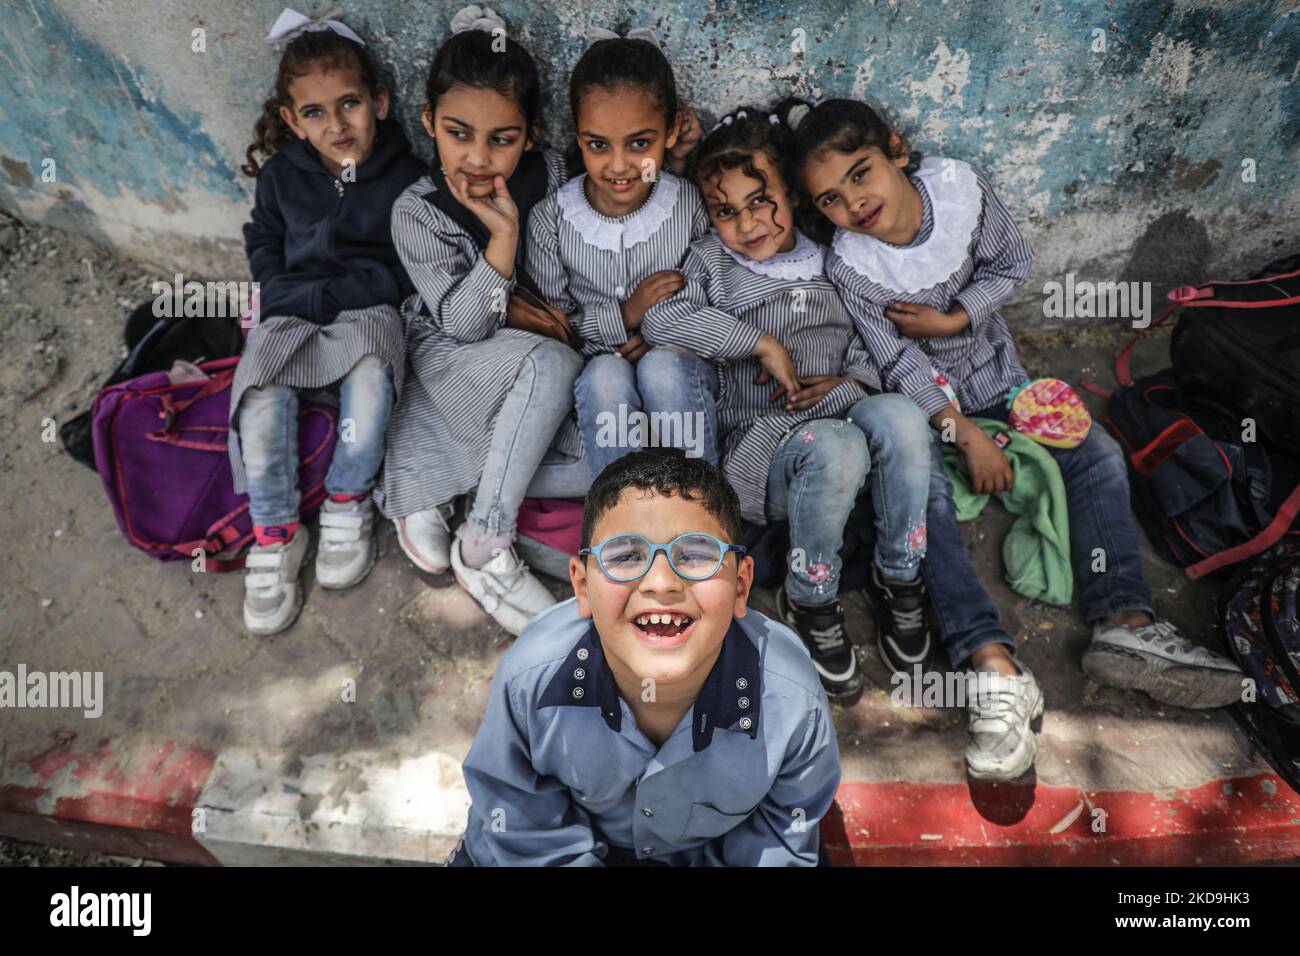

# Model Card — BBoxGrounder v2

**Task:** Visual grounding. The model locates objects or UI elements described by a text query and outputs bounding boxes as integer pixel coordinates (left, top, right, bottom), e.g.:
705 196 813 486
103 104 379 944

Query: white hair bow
265 7 365 45
786 103 812 130
586 26 661 47
451 5 507 35
708 109 755 135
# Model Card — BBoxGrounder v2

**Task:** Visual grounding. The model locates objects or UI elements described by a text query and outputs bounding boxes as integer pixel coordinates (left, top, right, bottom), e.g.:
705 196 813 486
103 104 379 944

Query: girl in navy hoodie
231 9 424 636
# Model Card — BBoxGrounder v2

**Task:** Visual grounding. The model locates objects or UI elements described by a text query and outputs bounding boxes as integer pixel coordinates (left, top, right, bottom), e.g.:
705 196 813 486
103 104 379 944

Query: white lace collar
831 157 982 294
718 229 825 281
557 171 682 252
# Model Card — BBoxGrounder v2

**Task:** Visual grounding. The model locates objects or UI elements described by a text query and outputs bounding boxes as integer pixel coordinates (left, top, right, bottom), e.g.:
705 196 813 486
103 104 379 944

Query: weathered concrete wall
2 0 1297 327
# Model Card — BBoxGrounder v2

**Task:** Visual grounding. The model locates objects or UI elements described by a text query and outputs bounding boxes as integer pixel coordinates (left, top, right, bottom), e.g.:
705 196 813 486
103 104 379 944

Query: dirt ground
0 210 1275 866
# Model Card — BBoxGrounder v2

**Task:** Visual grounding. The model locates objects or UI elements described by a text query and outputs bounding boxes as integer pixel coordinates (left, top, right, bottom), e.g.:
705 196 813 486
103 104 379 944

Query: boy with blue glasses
450 449 841 866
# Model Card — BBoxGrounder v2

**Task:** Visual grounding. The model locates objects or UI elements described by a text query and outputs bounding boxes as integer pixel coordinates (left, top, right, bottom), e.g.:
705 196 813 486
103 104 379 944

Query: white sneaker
450 538 557 636
394 505 452 574
965 664 1044 781
1083 619 1244 709
316 497 375 590
243 529 310 636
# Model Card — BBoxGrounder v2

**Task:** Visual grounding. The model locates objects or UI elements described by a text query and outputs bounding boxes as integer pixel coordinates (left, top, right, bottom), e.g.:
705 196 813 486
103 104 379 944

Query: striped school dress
374 150 583 519
641 229 881 524
228 305 406 492
825 157 1033 418
526 170 711 356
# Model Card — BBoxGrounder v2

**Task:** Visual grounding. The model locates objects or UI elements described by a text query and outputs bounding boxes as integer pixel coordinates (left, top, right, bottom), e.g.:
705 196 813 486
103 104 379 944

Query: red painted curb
822 772 1300 866
4 731 1297 866
0 734 219 866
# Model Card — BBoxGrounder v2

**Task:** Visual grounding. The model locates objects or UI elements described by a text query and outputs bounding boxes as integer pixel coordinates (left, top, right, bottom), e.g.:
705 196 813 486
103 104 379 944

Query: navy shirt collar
537 620 762 752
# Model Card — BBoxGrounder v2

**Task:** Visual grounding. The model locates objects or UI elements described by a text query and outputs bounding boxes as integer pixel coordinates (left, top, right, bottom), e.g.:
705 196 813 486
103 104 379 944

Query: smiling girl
639 107 935 703
375 6 587 635
784 96 1245 777
526 33 718 480
232 9 425 636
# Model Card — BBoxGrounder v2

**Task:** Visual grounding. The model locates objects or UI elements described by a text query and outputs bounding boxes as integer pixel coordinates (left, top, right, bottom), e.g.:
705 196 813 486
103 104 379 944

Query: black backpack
1169 256 1300 454
1103 370 1300 579
1219 542 1300 794
59 300 244 470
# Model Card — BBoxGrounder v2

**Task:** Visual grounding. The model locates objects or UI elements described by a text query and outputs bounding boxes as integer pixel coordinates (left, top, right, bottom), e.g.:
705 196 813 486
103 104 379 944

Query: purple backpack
92 356 336 571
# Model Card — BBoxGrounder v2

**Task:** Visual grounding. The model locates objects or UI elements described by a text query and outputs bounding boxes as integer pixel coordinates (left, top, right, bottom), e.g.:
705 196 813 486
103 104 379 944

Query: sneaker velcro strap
321 512 365 530
246 552 285 569
245 572 282 590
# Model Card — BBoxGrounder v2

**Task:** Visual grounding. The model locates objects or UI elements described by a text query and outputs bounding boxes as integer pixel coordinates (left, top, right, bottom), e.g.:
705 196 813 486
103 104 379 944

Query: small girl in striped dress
375 8 586 635
640 107 933 704
232 10 425 636
786 97 1244 778
526 33 720 480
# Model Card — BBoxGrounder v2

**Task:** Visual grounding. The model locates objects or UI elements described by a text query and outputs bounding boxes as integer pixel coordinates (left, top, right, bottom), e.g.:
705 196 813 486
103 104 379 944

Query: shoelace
890 605 926 632
970 676 1030 730
809 622 846 652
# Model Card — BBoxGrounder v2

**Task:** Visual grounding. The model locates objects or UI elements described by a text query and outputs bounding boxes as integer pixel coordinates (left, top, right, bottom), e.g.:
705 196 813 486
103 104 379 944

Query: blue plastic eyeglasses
579 533 748 583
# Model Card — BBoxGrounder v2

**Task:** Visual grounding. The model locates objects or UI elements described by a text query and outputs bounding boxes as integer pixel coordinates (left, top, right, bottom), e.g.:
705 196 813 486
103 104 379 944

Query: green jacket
941 419 1073 605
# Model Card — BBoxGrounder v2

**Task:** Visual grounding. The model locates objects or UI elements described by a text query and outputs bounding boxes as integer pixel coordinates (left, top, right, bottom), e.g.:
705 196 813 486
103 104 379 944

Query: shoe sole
395 520 450 575
966 690 1045 782
1082 644 1244 709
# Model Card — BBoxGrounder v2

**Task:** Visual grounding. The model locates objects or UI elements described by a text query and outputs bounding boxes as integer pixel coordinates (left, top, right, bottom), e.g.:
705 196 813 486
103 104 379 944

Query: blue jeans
239 355 394 526
968 403 1154 624
766 419 867 607
462 340 583 546
575 346 719 481
843 394 933 580
766 396 932 606
920 430 1016 667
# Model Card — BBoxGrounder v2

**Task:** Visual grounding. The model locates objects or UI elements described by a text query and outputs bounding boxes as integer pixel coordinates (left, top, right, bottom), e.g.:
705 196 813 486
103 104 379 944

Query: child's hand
618 332 651 364
666 108 702 174
785 375 858 412
449 173 519 238
506 294 571 344
752 334 801 402
622 270 685 330
958 424 1014 495
885 301 970 338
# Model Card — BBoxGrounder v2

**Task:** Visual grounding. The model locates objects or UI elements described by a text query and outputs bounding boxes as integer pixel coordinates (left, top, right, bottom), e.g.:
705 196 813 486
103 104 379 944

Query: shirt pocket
679 801 757 843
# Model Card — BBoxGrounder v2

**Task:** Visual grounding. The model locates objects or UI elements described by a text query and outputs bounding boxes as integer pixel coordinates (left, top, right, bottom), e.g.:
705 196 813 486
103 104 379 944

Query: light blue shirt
460 598 841 866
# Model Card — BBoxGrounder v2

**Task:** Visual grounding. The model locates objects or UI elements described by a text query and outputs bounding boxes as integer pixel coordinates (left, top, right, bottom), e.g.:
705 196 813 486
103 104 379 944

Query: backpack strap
1187 483 1300 580
1115 302 1178 387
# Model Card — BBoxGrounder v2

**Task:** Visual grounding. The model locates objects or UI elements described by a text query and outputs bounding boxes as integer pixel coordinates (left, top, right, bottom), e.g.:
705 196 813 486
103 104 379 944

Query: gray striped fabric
526 170 712 357
826 158 1033 418
228 304 406 494
642 229 879 523
374 151 584 519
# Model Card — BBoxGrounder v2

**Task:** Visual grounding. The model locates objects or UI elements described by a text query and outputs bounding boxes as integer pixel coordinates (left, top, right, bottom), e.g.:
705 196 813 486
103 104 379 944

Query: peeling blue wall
2 0 1297 327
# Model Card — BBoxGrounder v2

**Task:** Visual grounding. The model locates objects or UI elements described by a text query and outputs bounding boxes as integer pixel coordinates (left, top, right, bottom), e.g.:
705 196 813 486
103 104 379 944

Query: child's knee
578 352 636 406
862 394 931 461
799 421 868 483
637 345 694 379
529 339 582 385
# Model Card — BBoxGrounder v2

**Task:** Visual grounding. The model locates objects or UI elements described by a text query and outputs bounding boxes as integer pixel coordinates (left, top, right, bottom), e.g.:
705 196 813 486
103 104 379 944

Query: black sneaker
864 565 933 674
776 587 864 703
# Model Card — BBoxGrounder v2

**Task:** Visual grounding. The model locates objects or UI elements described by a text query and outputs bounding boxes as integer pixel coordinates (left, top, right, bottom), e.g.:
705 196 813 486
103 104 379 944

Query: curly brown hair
691 107 796 250
241 28 382 177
